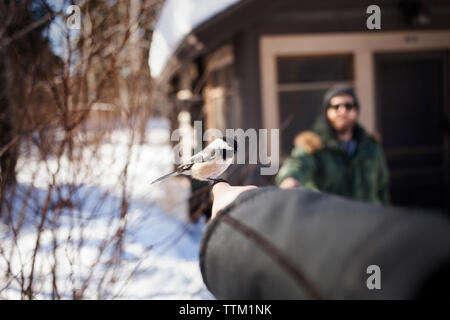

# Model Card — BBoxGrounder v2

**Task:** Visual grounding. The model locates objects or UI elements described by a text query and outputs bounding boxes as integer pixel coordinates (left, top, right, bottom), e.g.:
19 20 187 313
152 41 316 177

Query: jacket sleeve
275 147 318 190
376 146 390 204
199 187 450 299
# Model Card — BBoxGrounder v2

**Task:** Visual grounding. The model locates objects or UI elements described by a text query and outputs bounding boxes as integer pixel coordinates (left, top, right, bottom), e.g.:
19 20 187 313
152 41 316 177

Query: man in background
276 85 390 204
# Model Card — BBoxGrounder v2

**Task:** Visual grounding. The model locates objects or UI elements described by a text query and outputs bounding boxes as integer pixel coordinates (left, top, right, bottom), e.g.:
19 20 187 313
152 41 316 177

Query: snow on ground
0 119 214 299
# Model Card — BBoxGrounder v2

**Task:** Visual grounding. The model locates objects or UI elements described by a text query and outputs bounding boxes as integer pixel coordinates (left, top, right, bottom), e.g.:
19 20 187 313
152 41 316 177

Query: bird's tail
150 171 178 184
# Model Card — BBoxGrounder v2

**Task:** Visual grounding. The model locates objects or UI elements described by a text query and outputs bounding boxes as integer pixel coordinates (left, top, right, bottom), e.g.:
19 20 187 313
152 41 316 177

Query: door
375 50 449 212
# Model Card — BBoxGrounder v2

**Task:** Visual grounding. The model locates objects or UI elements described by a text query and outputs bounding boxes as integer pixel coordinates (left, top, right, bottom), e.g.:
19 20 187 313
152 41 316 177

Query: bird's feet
207 178 228 186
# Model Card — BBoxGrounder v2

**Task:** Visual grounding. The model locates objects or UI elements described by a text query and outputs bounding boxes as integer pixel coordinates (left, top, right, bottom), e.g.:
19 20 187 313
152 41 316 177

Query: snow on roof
149 0 242 78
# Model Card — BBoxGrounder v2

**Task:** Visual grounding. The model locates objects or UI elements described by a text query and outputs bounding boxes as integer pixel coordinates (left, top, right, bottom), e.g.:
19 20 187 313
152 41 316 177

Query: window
204 45 240 136
276 55 354 156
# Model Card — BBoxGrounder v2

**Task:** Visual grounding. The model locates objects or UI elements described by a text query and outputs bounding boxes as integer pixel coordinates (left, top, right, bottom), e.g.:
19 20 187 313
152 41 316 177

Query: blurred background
0 0 449 299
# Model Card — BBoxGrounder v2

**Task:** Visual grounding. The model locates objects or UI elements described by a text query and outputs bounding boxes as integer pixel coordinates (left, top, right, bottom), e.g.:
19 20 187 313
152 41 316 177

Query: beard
330 118 356 134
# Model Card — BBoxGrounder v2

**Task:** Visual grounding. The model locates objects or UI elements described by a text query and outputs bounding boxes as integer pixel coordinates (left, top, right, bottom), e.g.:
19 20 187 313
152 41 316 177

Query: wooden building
149 0 450 212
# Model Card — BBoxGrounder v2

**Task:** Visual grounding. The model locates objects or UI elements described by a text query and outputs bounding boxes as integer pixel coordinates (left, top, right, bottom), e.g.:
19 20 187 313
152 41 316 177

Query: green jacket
276 120 390 204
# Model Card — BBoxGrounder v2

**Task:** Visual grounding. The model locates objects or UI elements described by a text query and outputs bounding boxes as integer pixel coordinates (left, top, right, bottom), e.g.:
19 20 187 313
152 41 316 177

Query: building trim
260 30 450 134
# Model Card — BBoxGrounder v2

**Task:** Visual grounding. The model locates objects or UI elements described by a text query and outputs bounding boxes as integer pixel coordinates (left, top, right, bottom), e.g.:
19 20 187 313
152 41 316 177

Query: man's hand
211 182 257 219
279 177 301 189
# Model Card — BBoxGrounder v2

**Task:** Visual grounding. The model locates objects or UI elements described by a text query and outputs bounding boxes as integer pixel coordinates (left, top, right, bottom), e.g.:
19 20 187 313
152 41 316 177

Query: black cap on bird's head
220 136 238 161
222 136 238 153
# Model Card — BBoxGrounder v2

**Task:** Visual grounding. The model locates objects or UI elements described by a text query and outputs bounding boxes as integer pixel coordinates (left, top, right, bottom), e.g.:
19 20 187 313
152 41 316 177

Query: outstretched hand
211 182 257 219
279 177 301 189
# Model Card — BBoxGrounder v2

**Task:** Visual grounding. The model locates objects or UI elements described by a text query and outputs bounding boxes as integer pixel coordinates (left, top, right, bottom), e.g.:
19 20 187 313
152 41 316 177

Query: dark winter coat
199 187 450 299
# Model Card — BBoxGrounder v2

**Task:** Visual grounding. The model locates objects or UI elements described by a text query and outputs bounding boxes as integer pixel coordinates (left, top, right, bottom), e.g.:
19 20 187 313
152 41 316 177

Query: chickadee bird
151 136 238 184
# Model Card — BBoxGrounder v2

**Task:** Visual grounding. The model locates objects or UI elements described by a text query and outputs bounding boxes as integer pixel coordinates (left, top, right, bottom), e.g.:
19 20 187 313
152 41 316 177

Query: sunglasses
328 102 358 111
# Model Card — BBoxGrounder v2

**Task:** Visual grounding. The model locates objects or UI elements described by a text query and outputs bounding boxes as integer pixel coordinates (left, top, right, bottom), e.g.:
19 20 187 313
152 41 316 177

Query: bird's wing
186 147 218 163
176 147 218 172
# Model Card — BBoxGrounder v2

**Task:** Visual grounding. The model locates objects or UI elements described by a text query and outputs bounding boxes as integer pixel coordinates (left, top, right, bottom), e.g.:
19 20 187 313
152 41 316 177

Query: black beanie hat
320 84 360 136
321 84 360 113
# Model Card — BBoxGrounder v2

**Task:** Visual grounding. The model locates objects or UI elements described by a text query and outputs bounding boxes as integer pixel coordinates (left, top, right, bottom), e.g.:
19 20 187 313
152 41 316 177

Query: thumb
211 182 257 219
